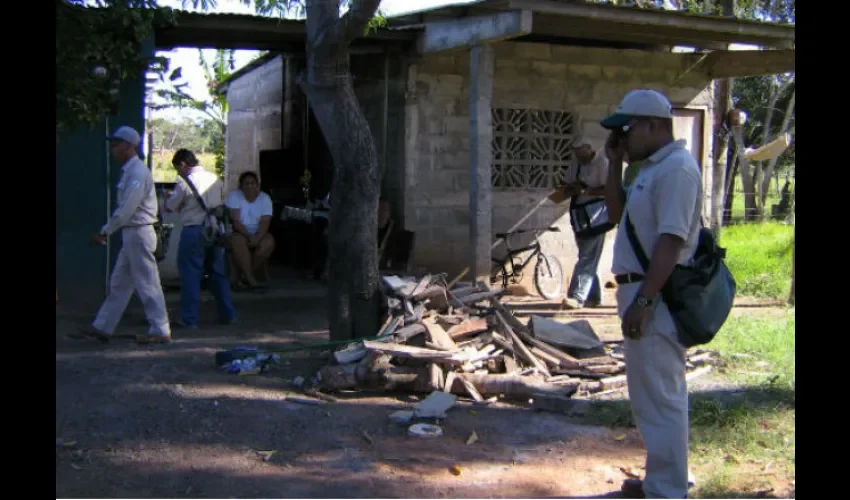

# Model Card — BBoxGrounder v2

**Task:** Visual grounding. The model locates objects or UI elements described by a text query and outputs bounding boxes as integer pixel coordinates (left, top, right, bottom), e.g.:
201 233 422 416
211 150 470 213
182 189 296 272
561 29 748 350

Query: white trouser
92 225 171 337
617 282 689 499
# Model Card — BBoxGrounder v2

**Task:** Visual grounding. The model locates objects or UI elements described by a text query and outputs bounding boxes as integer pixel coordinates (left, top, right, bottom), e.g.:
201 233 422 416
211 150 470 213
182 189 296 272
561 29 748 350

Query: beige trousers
618 282 689 499
92 225 171 337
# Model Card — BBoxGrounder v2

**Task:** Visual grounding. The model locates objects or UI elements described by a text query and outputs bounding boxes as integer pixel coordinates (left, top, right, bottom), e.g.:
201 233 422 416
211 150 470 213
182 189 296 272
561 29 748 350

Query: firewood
447 318 489 340
586 364 624 375
448 373 573 400
414 286 450 311
494 311 550 377
503 355 520 374
393 323 426 343
436 315 464 328
362 340 458 360
579 356 619 367
530 346 563 369
460 378 484 402
423 320 457 350
410 274 432 298
459 291 503 305
451 286 481 299
380 316 404 337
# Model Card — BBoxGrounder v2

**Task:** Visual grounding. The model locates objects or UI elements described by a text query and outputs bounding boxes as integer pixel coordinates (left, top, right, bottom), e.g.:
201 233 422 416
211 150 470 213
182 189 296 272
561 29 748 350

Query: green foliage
723 222 794 299
57 0 387 134
56 0 177 133
733 75 795 170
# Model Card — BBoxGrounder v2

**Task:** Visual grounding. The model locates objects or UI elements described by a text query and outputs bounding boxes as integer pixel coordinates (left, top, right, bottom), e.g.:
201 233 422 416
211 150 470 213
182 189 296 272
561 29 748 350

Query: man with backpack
601 89 703 499
560 135 611 310
166 149 237 329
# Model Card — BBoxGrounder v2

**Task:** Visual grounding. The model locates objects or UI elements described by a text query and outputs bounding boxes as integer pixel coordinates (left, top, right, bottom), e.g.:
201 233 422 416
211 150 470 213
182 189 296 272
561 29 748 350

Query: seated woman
226 172 276 291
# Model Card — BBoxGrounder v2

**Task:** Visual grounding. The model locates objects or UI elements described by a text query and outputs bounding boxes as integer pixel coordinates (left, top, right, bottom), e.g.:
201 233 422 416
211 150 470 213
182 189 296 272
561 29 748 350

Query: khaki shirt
165 167 224 226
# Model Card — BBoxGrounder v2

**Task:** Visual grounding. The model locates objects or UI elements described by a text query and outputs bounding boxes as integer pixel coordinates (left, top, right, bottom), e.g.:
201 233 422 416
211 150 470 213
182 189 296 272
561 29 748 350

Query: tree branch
338 0 381 43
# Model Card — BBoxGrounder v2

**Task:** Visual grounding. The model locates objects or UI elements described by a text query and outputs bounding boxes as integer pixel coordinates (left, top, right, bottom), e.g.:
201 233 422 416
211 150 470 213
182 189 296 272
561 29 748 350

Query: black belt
615 273 645 284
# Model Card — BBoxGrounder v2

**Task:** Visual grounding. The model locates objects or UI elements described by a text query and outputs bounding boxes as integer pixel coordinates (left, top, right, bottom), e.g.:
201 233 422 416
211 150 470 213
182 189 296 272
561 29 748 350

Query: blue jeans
566 233 605 305
177 225 236 326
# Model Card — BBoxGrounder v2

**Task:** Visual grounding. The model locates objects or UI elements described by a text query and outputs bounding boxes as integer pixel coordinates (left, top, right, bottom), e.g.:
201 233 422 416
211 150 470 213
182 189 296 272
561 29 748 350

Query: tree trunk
711 78 732 235
731 126 758 221
723 155 738 225
711 0 736 233
751 78 780 221
302 0 383 341
759 88 795 214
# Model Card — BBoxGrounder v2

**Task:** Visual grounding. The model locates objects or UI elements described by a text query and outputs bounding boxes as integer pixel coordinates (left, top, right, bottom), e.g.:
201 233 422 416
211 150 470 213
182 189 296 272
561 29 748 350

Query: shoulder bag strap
624 213 651 273
570 163 583 206
179 171 210 213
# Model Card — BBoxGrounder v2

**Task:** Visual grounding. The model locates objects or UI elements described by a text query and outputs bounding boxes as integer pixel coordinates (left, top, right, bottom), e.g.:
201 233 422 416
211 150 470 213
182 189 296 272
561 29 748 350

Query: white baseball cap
106 125 141 147
601 89 673 129
571 135 592 148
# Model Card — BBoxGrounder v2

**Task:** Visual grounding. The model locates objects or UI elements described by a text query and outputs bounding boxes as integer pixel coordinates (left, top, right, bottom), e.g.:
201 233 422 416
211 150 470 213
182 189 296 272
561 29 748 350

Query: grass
722 221 794 300
582 310 795 498
151 151 217 182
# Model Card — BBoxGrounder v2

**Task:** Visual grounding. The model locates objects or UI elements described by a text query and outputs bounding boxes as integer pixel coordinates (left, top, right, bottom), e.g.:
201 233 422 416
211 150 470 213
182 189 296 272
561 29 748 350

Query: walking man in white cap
602 89 702 499
71 125 172 344
559 135 611 310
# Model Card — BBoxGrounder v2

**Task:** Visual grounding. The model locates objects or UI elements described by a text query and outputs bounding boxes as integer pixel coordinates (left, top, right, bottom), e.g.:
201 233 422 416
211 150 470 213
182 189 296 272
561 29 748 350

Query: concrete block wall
225 55 284 193
403 41 715 287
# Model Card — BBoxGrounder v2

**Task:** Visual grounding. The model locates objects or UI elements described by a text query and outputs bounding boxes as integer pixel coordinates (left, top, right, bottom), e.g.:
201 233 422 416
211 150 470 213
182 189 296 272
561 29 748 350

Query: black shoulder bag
153 189 173 262
624 214 737 348
180 172 232 248
568 163 616 238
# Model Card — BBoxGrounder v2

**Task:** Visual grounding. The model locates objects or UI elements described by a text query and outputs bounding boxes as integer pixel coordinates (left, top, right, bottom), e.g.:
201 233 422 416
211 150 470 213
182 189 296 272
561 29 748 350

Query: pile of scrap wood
305 275 718 403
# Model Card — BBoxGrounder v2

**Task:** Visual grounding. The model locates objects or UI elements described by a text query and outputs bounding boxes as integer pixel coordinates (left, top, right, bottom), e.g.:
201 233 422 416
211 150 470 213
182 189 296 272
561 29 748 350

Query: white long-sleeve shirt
100 155 158 235
165 166 224 226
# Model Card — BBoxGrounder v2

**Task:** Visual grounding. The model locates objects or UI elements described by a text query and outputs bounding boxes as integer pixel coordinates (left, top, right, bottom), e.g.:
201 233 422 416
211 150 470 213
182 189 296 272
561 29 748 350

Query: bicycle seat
546 226 561 232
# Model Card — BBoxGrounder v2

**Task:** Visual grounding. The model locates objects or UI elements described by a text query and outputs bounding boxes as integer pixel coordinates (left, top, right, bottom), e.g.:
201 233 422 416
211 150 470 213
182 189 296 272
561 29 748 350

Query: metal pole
105 117 112 296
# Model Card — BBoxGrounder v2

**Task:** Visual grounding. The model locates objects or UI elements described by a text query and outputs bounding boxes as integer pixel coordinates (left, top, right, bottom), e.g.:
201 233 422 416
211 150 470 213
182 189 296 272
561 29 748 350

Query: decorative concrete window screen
491 107 577 189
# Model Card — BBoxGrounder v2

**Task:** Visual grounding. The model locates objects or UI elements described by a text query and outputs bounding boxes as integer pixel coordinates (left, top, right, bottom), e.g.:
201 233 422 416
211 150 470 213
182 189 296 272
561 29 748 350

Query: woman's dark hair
239 171 260 187
172 149 199 167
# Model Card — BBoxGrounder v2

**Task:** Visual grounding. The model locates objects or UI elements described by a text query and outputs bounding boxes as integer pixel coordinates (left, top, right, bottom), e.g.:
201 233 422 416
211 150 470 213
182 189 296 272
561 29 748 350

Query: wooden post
469 44 494 287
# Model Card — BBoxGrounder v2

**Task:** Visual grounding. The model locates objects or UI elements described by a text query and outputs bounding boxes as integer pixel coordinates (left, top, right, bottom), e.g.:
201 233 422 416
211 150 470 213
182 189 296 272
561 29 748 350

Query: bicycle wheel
490 259 509 289
534 253 564 300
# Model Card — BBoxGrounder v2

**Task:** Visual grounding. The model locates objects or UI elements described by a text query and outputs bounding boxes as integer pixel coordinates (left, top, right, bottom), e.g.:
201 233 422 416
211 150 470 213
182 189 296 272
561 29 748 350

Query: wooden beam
469 44 494 287
416 9 532 54
702 49 795 79
510 0 795 49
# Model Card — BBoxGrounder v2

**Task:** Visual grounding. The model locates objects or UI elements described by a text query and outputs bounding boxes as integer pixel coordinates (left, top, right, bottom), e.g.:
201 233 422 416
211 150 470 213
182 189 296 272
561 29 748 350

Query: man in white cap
601 89 702 499
558 134 611 310
71 125 172 345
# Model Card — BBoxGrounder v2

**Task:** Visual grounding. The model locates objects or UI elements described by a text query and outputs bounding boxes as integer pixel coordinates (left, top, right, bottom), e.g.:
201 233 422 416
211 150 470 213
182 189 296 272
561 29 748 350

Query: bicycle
489 226 565 300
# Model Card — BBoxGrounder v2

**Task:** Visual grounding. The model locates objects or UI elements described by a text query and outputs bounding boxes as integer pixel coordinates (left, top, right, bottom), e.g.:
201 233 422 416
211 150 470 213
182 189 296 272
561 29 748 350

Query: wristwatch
634 295 654 308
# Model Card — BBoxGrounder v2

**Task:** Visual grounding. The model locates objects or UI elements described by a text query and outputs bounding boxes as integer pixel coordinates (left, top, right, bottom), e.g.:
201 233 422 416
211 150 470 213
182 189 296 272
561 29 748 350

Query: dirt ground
56 281 790 498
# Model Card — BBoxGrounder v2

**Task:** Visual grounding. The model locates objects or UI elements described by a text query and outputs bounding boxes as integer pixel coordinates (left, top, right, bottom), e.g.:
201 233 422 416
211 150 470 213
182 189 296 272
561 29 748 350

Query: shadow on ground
56 290 793 499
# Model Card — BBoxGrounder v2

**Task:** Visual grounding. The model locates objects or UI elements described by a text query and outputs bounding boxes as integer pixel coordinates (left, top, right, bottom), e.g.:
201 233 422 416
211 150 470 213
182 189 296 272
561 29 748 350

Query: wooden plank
410 274 432 298
494 310 550 377
362 340 458 360
423 320 458 350
459 290 503 305
447 318 489 340
530 346 562 369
